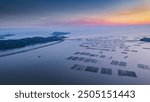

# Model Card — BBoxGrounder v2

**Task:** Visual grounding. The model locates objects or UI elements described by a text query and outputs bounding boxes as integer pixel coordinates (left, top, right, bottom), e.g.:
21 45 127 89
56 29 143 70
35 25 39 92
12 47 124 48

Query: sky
0 0 150 28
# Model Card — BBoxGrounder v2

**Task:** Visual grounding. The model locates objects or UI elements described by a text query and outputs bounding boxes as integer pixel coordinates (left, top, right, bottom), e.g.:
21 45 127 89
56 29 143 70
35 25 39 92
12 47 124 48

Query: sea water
0 25 150 84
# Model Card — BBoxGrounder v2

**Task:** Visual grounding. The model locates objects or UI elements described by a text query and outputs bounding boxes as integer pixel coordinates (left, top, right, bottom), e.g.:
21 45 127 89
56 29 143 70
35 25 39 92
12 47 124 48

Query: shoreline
0 41 63 58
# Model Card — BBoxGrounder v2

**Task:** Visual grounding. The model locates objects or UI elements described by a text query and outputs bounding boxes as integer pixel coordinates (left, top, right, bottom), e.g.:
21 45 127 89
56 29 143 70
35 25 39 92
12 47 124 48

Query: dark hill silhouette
140 38 150 42
0 32 69 50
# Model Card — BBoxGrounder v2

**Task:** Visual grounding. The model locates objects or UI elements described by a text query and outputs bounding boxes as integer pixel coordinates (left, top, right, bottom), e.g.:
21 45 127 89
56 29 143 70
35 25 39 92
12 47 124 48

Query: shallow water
0 26 150 85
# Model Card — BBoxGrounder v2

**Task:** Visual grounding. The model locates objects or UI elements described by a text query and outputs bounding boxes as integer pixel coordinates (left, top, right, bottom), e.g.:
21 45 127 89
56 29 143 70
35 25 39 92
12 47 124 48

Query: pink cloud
67 18 116 25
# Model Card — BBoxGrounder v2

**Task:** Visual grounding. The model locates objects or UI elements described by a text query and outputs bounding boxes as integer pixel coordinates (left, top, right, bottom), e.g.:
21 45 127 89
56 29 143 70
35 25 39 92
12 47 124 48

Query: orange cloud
105 2 150 25
68 0 150 26
69 18 116 25
90 3 150 25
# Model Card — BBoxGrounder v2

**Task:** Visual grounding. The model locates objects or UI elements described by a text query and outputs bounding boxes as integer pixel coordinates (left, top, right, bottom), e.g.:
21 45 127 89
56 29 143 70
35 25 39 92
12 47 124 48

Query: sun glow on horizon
69 0 150 26
0 0 150 28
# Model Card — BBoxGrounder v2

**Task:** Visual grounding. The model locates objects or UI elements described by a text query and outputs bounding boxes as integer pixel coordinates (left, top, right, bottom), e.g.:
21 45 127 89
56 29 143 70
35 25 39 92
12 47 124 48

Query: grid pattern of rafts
74 52 99 57
84 66 99 73
101 39 124 48
118 70 137 77
110 61 118 65
74 51 106 59
118 62 127 67
80 37 127 51
67 56 97 64
70 64 105 74
86 47 110 51
70 64 137 78
101 68 112 75
70 64 99 73
85 38 125 48
122 50 138 54
110 61 127 67
71 64 86 71
138 64 150 70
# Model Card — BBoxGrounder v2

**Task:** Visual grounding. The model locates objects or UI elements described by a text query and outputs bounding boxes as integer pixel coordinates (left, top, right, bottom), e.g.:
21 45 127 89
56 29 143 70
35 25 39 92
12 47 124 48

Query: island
0 32 70 50
140 38 150 42
51 32 70 36
0 34 15 39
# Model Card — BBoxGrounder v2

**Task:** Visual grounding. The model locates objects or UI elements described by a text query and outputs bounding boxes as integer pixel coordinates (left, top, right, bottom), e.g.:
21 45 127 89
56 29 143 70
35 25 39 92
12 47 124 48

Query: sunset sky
0 0 150 28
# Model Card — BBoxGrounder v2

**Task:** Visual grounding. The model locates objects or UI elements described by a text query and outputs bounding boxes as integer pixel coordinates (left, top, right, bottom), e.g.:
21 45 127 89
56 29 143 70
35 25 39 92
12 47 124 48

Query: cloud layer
0 0 149 27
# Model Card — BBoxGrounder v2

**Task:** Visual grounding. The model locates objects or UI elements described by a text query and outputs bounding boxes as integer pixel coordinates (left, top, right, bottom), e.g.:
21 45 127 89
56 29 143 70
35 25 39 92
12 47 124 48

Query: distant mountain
140 38 150 42
51 32 70 36
0 32 69 50
0 34 15 39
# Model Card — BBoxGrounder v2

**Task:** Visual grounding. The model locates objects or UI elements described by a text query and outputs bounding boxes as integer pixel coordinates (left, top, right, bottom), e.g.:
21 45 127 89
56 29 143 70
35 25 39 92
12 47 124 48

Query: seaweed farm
0 30 150 84
0 0 150 86
65 35 150 84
